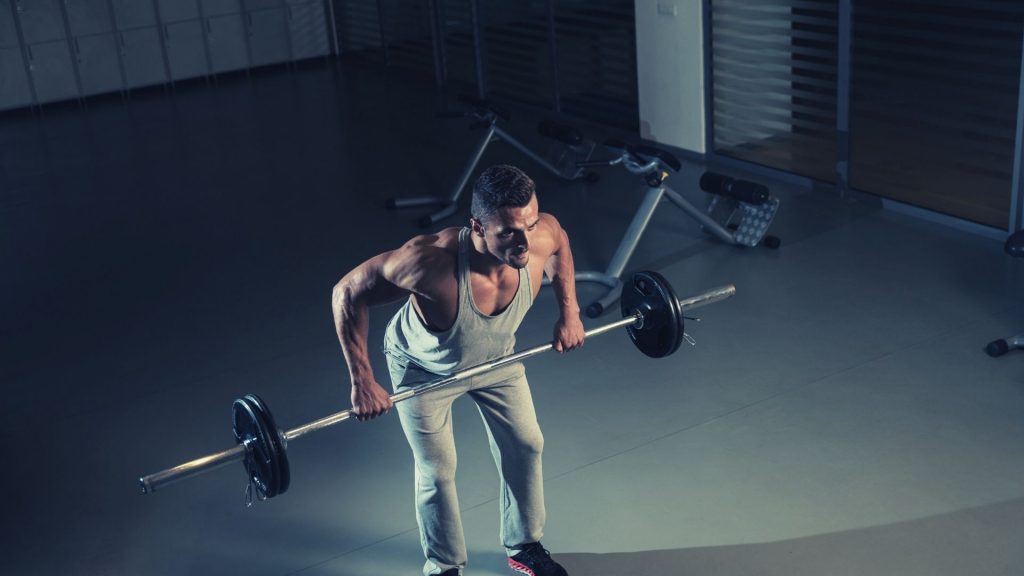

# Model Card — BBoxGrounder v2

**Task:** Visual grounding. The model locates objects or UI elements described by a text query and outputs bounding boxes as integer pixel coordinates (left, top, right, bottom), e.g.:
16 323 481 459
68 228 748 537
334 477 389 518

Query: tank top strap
457 227 472 312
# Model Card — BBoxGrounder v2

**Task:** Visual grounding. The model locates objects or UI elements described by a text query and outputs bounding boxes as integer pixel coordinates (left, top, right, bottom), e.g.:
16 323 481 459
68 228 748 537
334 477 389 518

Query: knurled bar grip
139 285 735 494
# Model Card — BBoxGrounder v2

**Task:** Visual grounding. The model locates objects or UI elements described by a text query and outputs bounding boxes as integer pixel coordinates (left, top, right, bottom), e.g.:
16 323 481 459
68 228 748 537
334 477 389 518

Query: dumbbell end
986 339 1010 357
585 302 604 318
385 198 398 209
139 477 151 495
762 235 781 249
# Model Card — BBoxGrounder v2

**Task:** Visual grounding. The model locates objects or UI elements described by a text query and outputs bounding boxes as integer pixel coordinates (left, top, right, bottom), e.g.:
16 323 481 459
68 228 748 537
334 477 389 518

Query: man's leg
468 364 546 553
387 354 469 576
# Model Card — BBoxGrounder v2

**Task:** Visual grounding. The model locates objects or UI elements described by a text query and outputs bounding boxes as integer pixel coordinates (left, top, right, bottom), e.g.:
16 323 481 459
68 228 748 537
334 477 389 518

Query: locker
0 45 32 109
111 0 157 29
66 0 115 37
206 14 248 73
202 0 242 17
119 27 167 87
287 1 327 60
163 19 207 79
26 40 78 102
246 8 288 67
244 0 281 11
73 33 121 95
16 0 66 44
1 0 19 48
156 0 200 24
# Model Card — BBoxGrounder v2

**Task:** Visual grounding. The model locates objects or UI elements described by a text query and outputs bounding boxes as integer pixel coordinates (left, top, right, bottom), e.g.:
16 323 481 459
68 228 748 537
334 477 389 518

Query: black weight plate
243 394 290 496
232 396 281 498
621 271 684 358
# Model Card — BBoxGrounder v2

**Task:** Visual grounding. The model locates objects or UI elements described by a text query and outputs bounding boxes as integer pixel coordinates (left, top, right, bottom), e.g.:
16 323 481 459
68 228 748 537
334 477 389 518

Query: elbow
332 277 358 314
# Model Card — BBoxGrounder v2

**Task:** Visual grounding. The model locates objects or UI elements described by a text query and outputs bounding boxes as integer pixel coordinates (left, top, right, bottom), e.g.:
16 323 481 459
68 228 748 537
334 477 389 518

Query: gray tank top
383 227 534 375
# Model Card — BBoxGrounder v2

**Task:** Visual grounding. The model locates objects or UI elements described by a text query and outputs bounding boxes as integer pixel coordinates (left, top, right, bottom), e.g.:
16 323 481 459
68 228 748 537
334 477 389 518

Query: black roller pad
233 394 290 499
700 172 769 205
621 271 684 358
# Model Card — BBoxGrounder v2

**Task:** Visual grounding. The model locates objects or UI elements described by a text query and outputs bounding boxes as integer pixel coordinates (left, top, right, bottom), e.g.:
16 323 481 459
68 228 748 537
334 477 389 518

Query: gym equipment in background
387 95 597 227
570 139 780 317
985 230 1024 357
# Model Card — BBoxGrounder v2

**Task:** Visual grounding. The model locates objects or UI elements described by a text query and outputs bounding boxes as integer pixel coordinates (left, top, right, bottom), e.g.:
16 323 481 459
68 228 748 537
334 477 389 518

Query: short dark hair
471 165 535 223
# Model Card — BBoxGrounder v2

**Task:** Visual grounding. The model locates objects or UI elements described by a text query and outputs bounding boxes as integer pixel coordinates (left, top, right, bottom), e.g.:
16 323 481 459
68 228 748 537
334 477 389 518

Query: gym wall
0 0 333 111
332 0 641 132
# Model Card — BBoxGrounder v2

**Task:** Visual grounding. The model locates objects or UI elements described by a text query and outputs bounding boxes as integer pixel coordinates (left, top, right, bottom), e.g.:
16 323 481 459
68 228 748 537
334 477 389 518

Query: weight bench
571 139 781 317
387 95 597 227
985 230 1024 357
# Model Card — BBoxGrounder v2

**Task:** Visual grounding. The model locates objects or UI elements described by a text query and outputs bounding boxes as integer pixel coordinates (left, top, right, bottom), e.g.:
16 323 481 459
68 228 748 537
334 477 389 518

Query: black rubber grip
537 120 584 146
699 172 770 205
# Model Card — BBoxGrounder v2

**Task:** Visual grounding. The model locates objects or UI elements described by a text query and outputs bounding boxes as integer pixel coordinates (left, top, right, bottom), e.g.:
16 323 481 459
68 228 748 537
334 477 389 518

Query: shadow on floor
555 497 1023 576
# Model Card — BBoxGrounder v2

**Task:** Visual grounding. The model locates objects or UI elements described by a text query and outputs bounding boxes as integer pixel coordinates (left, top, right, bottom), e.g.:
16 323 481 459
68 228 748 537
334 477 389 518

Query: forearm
332 280 375 385
548 230 581 318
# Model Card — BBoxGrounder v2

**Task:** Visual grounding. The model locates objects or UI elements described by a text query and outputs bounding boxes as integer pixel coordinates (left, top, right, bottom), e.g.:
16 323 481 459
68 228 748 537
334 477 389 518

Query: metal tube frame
388 118 582 226
138 284 736 494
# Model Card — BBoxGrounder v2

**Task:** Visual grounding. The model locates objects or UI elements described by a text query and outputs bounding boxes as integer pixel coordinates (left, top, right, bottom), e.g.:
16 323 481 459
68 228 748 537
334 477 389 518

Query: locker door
164 19 207 79
27 40 78 102
156 0 199 24
247 8 289 66
66 0 115 37
120 27 167 87
0 46 33 109
16 0 66 43
1 0 20 48
74 33 122 95
111 0 157 29
244 0 281 11
286 1 327 60
202 0 242 17
206 13 248 72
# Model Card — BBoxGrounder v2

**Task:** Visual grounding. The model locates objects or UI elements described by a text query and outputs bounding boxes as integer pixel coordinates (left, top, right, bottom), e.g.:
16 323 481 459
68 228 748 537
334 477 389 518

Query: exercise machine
387 95 597 227
571 139 780 317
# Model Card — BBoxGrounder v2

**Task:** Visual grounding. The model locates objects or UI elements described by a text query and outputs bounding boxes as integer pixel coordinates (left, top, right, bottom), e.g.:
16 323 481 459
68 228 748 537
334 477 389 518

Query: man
332 165 585 576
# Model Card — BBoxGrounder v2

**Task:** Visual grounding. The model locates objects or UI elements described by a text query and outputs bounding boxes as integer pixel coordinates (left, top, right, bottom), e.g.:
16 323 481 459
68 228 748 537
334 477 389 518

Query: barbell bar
138 271 736 500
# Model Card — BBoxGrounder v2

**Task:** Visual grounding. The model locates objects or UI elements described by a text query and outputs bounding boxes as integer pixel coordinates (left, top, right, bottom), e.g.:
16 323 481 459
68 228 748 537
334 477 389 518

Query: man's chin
508 255 529 269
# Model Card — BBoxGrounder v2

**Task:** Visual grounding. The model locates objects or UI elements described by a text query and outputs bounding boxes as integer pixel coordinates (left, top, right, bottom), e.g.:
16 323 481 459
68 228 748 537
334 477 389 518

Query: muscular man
332 165 585 576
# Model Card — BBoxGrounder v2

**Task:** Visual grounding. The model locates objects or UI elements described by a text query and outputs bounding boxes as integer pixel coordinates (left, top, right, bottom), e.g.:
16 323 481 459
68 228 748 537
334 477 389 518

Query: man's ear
470 218 485 237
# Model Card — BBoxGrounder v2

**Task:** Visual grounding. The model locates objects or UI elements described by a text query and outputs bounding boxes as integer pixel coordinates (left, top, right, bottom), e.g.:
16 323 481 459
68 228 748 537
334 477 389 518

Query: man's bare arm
332 243 434 420
542 216 585 352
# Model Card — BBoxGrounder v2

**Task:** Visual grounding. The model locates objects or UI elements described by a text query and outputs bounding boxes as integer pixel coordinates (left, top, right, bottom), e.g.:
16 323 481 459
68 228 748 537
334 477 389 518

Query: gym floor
3 60 1023 576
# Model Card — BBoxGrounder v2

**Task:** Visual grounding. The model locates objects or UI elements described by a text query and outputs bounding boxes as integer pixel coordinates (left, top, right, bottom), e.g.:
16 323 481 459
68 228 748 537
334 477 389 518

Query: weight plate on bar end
243 394 290 496
621 271 684 358
232 394 289 498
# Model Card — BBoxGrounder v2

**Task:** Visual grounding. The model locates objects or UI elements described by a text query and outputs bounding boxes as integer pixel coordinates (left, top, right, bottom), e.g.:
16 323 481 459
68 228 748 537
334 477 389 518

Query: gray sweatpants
385 353 546 576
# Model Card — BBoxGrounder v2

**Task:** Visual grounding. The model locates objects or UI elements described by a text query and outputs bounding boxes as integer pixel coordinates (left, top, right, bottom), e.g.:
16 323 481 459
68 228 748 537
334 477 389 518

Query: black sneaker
508 542 568 576
438 569 462 576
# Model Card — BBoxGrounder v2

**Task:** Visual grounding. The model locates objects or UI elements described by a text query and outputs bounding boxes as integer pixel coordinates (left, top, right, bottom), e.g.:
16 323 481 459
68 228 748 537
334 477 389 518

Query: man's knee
517 427 544 459
417 453 458 486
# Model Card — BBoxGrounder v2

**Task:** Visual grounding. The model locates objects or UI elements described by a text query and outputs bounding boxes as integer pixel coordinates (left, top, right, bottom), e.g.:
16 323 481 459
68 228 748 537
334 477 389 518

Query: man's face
473 194 540 269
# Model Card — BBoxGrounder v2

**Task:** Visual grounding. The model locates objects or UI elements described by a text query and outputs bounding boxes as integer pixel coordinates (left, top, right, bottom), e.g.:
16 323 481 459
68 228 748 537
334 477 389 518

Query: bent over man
332 165 585 576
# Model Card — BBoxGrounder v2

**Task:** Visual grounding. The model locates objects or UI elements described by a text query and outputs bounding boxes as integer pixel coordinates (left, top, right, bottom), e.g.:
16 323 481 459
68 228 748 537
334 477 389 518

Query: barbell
138 271 736 501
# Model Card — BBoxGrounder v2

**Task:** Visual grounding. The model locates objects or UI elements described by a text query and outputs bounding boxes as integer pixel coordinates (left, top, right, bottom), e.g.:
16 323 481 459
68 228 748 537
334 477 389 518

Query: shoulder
533 213 566 255
381 228 461 290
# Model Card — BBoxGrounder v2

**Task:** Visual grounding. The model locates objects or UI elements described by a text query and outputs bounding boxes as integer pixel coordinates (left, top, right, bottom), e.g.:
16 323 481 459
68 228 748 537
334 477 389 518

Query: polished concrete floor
2 60 1023 576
